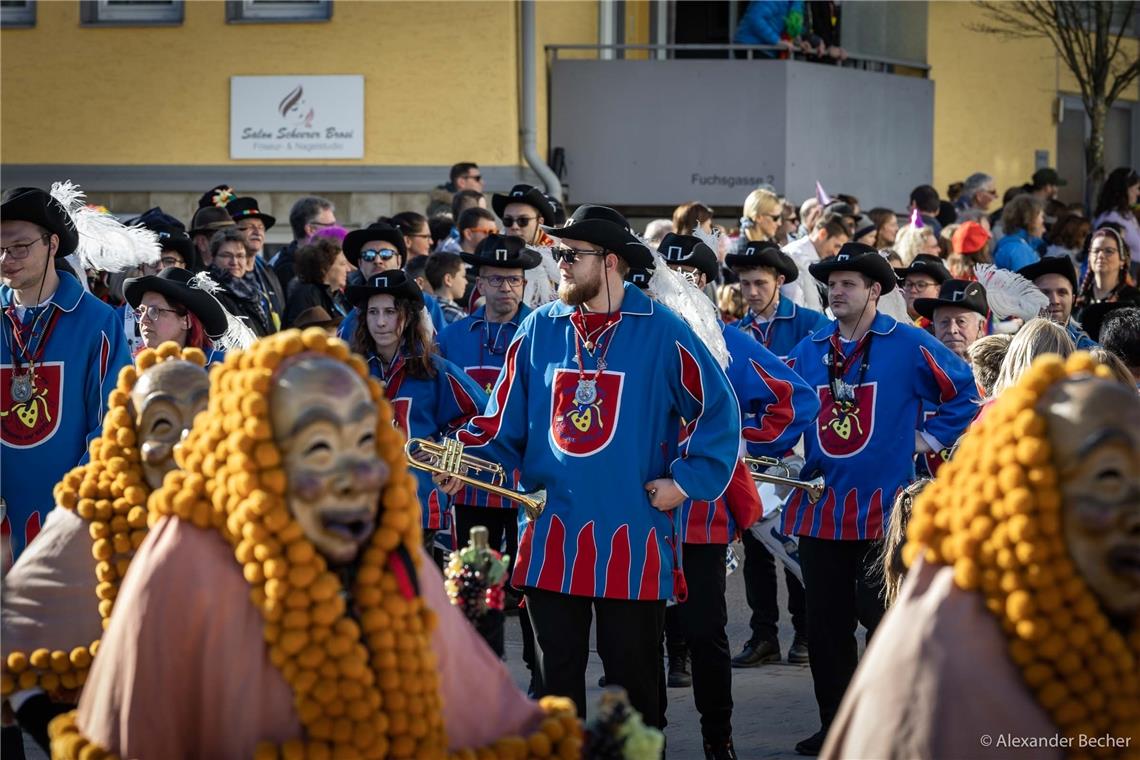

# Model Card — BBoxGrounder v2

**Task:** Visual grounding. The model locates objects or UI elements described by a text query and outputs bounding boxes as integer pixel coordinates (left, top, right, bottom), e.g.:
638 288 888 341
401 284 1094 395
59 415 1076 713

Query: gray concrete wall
550 58 933 209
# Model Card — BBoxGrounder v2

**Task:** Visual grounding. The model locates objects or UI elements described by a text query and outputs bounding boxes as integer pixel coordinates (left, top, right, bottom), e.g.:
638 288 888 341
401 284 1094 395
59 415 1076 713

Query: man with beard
783 243 979 756
438 205 742 732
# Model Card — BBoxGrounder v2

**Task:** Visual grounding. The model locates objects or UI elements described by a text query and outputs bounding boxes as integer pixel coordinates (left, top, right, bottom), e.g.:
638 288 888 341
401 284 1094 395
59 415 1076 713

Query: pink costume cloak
822 558 1061 760
75 516 544 758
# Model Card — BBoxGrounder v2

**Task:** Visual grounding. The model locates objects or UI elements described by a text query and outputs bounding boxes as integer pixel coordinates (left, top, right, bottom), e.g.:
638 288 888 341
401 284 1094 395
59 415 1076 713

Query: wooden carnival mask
130 359 210 491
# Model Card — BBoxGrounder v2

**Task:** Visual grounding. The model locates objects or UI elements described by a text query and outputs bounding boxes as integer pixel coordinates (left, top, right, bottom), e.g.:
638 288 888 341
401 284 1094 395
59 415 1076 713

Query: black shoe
788 635 810 664
503 588 523 615
667 655 692 687
704 738 738 760
795 730 826 756
730 639 780 668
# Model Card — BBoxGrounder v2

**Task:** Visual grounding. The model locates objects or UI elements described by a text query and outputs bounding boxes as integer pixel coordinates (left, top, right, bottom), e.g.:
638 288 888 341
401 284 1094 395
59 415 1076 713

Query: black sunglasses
361 248 399 262
551 246 606 264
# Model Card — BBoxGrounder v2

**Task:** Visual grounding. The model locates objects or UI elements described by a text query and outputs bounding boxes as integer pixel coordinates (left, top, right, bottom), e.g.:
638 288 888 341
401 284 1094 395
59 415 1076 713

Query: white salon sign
230 75 364 159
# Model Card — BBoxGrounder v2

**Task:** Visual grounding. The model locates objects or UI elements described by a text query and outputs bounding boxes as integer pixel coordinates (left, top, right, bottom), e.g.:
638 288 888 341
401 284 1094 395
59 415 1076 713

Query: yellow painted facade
0 0 601 167
1 0 1135 206
927 0 1138 199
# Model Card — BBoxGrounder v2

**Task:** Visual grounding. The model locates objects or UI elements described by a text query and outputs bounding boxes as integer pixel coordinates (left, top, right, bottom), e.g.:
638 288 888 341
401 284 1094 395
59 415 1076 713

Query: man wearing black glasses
0 187 131 566
439 205 741 736
492 184 557 247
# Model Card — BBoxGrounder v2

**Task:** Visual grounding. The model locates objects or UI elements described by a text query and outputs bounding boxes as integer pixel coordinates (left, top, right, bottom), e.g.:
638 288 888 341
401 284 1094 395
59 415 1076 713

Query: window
1 0 36 28
225 0 331 23
80 0 184 26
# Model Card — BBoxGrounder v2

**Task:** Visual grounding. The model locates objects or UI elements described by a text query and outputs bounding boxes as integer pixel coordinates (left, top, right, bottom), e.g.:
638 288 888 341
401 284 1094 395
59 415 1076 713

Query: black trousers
667 543 733 743
525 586 666 728
797 536 885 731
741 528 806 644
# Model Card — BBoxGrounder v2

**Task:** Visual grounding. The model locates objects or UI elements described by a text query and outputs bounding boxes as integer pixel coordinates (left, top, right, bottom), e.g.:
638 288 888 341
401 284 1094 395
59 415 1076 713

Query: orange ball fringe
0 343 206 701
125 329 580 760
906 352 1140 759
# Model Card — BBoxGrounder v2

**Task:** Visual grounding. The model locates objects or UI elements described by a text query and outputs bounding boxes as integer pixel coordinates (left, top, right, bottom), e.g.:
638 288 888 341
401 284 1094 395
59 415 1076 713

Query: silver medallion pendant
10 372 33 404
574 379 598 406
834 379 855 403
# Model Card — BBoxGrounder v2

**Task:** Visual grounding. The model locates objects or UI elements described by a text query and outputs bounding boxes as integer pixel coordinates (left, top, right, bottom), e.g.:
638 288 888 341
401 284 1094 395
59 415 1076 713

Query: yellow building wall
0 0 599 167
928 1 1138 199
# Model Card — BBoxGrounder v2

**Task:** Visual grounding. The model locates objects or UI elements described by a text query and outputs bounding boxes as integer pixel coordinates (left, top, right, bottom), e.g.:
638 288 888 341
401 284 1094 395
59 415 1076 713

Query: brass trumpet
743 455 826 504
405 438 546 520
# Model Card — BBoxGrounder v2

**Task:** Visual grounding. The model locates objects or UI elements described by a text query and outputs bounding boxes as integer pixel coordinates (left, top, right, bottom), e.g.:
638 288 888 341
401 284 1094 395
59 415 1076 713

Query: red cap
952 221 991 255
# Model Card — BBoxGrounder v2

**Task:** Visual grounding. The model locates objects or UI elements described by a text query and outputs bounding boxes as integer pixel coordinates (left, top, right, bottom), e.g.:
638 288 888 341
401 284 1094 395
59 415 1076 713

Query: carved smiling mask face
270 356 390 565
1045 377 1140 621
131 360 210 490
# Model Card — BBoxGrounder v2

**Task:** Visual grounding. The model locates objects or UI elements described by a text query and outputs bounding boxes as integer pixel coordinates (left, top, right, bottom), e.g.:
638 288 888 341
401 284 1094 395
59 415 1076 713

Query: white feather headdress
641 239 730 370
186 272 258 352
49 181 161 273
974 264 1049 320
523 244 560 307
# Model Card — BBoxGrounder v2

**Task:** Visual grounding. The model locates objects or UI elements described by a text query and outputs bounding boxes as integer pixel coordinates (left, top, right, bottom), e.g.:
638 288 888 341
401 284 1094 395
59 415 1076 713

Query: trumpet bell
405 437 545 520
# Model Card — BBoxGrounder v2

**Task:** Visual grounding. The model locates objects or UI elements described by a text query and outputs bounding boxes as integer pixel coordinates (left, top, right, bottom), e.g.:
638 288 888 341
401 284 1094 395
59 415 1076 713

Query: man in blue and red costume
0 188 130 568
724 240 824 671
783 243 979 756
656 232 819 760
439 205 742 731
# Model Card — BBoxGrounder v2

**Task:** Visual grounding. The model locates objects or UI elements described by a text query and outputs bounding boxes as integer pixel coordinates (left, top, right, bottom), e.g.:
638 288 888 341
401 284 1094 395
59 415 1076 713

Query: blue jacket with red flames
367 351 487 531
456 284 741 600
737 297 829 358
677 322 819 545
782 312 978 541
1 272 131 562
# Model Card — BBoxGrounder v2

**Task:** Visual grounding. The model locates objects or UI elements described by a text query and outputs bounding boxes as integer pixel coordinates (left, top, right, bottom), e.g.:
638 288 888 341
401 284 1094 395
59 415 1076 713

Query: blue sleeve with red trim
456 321 532 477
911 328 979 450
433 356 488 435
722 324 818 458
82 314 131 462
668 331 741 502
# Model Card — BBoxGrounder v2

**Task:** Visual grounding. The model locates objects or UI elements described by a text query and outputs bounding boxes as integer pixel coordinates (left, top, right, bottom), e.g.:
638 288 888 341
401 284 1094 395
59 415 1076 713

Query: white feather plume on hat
49 181 161 273
643 240 730 370
974 264 1049 320
523 244 560 307
186 271 258 351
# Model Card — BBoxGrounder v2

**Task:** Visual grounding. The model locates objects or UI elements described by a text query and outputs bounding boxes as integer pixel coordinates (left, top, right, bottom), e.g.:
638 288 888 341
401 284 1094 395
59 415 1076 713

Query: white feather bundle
877 287 911 324
974 264 1048 320
49 181 161 273
186 271 257 351
643 243 730 370
523 245 560 307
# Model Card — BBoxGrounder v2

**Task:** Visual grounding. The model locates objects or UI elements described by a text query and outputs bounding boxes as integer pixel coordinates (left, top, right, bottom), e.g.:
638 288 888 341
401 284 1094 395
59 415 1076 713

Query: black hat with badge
657 232 718 283
225 196 276 230
809 242 898 294
626 263 654 290
1078 301 1131 343
123 266 229 339
345 270 424 308
724 240 798 282
492 184 557 226
1 187 80 257
462 234 542 271
541 204 653 268
894 253 952 285
343 222 406 268
1017 255 1078 291
913 279 989 320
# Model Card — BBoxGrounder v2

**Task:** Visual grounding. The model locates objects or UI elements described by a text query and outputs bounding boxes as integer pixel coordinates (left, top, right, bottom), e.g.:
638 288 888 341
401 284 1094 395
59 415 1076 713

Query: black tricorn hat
545 194 567 226
894 253 952 285
1 187 79 257
462 234 542 271
657 233 718 283
626 264 654 290
724 240 798 282
225 196 276 230
343 223 407 268
492 184 556 226
346 270 423 308
914 279 989 320
541 204 653 268
123 267 229 339
809 242 898 294
1017 255 1078 291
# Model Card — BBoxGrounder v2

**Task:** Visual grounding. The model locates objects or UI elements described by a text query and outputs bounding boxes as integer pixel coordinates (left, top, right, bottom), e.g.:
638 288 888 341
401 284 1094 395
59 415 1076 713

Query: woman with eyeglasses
206 227 275 337
123 266 249 364
389 211 434 260
1093 167 1140 276
346 269 487 551
1074 226 1140 323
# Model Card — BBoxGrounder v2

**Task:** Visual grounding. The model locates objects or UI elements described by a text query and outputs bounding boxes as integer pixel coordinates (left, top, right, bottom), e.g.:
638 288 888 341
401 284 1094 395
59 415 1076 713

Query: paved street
502 542 820 759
